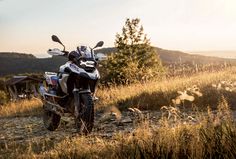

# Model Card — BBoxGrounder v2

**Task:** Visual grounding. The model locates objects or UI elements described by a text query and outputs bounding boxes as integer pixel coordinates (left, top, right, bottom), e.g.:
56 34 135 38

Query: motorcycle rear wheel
75 93 94 134
43 110 61 131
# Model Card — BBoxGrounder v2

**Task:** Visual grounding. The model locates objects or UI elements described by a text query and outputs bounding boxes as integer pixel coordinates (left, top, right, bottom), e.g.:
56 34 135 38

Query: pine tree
105 18 165 84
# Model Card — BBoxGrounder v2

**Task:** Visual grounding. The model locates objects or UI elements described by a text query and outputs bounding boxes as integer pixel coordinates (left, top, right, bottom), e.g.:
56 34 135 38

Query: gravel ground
1 109 235 144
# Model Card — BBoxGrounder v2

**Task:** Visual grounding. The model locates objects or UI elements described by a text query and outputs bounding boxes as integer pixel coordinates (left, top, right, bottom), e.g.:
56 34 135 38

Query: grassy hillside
1 67 236 118
1 68 236 158
96 67 236 111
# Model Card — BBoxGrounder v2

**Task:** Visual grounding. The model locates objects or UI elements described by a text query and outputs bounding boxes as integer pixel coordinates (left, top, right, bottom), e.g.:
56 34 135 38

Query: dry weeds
0 98 42 118
1 99 235 159
1 68 236 158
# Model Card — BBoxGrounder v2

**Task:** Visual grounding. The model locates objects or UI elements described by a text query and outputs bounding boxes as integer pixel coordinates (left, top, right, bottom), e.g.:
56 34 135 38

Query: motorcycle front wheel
75 93 94 134
43 110 61 131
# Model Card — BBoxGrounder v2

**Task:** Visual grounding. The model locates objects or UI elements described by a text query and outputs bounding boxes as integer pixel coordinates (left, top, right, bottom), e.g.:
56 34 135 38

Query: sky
1 0 236 57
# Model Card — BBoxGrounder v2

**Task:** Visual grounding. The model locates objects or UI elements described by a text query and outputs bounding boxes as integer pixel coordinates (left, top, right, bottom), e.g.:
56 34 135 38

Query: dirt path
1 109 236 145
0 110 161 144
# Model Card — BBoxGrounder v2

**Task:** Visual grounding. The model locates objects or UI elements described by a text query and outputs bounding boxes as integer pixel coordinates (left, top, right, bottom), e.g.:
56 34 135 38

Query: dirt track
2 108 236 146
0 110 161 144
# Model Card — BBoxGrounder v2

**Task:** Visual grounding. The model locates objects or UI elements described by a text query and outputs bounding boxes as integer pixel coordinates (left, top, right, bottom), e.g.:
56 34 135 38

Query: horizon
1 0 236 58
36 49 236 59
1 47 236 59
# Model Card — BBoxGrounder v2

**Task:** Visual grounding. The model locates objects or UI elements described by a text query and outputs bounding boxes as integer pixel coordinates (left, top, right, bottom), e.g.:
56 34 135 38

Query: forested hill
1 48 236 76
0 53 67 76
96 47 236 64
0 52 36 59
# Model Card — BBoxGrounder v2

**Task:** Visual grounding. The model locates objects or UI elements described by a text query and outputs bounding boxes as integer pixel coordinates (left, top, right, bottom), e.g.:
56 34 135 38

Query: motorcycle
39 35 104 134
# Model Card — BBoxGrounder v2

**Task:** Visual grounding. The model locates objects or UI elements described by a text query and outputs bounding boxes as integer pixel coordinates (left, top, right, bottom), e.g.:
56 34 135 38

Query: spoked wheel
43 109 61 131
75 93 94 135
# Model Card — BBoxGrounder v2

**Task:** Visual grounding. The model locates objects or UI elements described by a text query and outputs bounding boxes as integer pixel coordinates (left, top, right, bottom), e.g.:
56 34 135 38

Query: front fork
73 90 80 118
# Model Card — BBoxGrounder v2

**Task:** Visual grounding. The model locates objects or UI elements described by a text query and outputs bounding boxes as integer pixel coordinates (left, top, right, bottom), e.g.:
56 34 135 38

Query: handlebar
62 50 69 57
48 48 101 62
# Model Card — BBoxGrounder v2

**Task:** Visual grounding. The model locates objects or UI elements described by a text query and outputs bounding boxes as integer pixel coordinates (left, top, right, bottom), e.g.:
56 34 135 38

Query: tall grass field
1 67 236 158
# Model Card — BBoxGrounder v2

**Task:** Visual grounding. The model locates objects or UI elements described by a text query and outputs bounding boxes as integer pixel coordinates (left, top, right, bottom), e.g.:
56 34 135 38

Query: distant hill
189 51 236 59
1 48 236 76
96 47 236 64
0 53 67 76
0 52 36 59
156 48 236 64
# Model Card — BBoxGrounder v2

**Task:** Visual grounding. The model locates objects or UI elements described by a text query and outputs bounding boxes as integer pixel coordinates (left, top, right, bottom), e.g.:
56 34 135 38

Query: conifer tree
105 18 165 84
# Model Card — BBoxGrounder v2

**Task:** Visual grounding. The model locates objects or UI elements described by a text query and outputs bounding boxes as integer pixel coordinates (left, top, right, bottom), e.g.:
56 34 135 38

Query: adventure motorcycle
39 35 104 134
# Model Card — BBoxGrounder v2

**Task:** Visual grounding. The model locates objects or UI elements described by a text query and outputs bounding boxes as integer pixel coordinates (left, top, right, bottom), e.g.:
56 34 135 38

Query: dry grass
1 67 236 118
0 98 42 118
97 67 236 110
1 68 236 158
1 99 235 159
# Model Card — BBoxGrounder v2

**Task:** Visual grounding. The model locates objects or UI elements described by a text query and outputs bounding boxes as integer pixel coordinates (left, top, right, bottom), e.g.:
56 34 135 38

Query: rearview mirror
51 35 65 51
52 35 62 44
93 41 104 49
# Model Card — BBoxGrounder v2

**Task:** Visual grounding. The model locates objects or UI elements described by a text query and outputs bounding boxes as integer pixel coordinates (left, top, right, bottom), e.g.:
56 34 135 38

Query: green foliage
104 18 165 84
